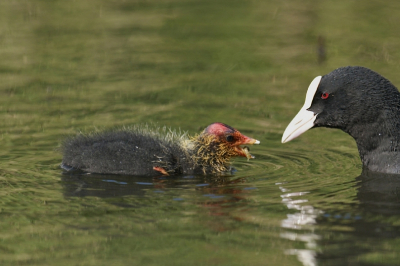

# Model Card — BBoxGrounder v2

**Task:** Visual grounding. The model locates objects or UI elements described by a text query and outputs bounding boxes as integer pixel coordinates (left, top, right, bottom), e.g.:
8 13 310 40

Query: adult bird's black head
282 66 400 174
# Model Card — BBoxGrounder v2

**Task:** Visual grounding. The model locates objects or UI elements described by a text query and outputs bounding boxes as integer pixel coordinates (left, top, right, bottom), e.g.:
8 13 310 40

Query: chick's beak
234 134 260 160
241 135 261 145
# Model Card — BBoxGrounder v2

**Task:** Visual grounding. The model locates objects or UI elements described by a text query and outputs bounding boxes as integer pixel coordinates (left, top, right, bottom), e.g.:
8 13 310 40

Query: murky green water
1 0 400 265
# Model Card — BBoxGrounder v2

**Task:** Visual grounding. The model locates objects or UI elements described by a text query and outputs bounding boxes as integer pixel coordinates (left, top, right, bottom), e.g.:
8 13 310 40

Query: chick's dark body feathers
61 123 259 176
62 129 188 176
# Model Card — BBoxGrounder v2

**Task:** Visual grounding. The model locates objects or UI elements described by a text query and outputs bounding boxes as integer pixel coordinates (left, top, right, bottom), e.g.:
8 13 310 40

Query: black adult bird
61 122 260 176
282 66 400 174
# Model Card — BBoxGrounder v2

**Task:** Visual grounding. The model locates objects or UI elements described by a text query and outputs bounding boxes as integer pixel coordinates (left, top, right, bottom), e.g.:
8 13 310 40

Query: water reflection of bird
315 169 400 264
279 168 400 266
356 169 400 215
61 122 259 176
282 66 400 174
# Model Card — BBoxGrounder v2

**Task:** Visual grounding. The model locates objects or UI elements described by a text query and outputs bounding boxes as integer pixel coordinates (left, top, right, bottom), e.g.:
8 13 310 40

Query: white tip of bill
281 76 322 143
281 109 316 143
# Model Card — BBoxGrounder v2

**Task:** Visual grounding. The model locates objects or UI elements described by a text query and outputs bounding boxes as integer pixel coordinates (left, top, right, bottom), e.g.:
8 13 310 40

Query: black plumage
61 123 259 176
282 66 400 174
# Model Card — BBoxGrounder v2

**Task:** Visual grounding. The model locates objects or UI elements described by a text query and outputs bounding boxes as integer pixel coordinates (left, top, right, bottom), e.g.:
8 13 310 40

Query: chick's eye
321 92 329 99
226 135 235 142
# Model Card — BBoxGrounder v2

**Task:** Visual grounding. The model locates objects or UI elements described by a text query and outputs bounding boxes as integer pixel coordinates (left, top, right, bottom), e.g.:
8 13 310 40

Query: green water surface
1 1 400 265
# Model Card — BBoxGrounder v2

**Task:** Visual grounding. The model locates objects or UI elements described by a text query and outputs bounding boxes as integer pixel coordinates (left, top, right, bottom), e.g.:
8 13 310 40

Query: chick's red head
204 122 260 159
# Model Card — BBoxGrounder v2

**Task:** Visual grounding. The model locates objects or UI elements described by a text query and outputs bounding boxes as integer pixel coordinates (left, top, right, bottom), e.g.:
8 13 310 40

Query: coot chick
282 66 400 174
61 122 260 176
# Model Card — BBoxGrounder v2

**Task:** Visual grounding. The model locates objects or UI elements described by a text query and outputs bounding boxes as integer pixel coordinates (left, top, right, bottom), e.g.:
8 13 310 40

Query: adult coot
282 66 400 174
61 122 260 176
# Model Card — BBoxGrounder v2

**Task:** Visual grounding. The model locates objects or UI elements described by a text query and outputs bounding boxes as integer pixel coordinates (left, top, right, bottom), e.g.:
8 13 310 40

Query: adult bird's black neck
346 101 400 173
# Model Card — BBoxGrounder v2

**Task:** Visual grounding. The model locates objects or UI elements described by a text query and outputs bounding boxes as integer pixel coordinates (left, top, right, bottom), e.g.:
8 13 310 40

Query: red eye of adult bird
321 92 329 99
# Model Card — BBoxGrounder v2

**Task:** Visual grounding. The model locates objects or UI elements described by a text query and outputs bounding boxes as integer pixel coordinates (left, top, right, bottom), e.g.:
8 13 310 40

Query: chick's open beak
234 134 260 160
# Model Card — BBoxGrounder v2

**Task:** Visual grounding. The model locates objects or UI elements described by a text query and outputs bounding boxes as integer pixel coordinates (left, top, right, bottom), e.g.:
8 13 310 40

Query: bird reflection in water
279 169 400 266
61 172 252 232
278 182 320 266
